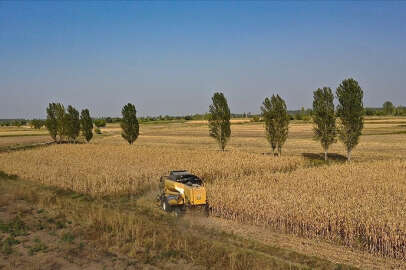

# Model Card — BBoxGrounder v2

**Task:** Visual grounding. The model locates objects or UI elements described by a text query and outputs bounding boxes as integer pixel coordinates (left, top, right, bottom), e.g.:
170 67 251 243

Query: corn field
0 144 301 196
208 160 406 259
1 144 406 259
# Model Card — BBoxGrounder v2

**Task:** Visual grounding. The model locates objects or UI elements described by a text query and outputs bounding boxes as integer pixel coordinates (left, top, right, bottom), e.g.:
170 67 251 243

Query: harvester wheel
204 204 210 217
174 207 182 217
162 198 171 212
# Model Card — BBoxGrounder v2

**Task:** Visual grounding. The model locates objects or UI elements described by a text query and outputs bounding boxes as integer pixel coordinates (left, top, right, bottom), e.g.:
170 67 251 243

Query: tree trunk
324 150 328 161
220 134 224 151
347 149 351 161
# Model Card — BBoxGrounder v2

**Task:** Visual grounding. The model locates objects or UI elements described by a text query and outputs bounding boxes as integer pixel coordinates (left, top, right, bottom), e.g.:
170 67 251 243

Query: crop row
207 160 406 259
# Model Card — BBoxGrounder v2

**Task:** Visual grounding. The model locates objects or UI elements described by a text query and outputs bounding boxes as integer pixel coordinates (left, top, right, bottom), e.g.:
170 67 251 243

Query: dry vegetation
186 119 251 124
0 127 48 137
0 127 52 151
0 117 406 262
1 172 352 269
0 145 302 196
0 136 51 150
208 160 406 259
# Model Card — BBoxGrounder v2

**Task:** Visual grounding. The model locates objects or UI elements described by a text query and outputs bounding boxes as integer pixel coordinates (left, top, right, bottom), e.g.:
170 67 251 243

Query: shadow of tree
302 152 347 163
0 170 18 180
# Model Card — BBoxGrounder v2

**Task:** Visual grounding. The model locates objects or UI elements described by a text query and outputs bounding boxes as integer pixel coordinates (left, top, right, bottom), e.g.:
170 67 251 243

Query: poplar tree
261 94 289 156
121 103 139 144
261 97 277 154
66 105 80 143
45 103 58 142
383 101 395 115
55 103 67 143
312 87 336 161
208 92 231 151
336 78 364 161
31 119 44 129
80 109 93 143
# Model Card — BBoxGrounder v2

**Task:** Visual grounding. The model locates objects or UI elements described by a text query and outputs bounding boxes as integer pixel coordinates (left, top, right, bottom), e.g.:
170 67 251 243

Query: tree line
0 119 27 127
43 102 140 145
2 99 403 129
42 77 391 162
45 103 93 143
208 78 364 161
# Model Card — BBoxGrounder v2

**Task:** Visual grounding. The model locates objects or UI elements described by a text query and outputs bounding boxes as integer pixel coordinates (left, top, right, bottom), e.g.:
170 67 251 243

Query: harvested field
98 119 406 161
186 119 252 124
0 127 51 150
0 136 52 150
0 127 48 137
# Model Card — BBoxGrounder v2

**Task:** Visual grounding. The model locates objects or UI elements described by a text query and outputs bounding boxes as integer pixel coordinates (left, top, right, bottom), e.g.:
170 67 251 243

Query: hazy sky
1 1 405 118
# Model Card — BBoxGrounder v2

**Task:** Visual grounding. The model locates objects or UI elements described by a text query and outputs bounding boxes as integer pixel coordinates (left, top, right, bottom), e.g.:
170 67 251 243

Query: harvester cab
158 170 207 215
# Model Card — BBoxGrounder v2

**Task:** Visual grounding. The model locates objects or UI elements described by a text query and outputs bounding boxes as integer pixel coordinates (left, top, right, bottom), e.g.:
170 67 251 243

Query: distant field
1 116 405 160
0 136 51 149
0 127 50 150
98 117 406 162
187 118 252 124
0 128 47 137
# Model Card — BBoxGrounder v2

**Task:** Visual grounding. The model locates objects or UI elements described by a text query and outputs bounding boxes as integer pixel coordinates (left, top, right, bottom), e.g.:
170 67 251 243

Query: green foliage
364 108 375 116
61 232 75 243
383 101 395 115
46 103 78 143
94 119 106 128
28 238 48 256
194 113 210 120
30 119 44 129
363 105 406 116
95 127 101 134
46 103 95 143
395 106 406 116
55 103 67 142
1 235 19 255
261 97 277 153
45 103 58 141
208 92 231 151
295 107 312 121
251 115 260 122
294 111 303 120
336 78 364 161
0 216 27 237
65 105 80 142
0 120 27 127
121 103 140 145
11 120 26 127
312 87 337 161
261 95 290 155
80 109 93 142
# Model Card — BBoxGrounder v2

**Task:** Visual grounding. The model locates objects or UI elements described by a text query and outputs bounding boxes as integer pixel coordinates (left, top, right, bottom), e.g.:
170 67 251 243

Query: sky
0 1 405 119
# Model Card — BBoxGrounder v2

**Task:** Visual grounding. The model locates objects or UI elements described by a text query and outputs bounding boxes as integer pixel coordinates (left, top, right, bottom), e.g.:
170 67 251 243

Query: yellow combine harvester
158 170 207 215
